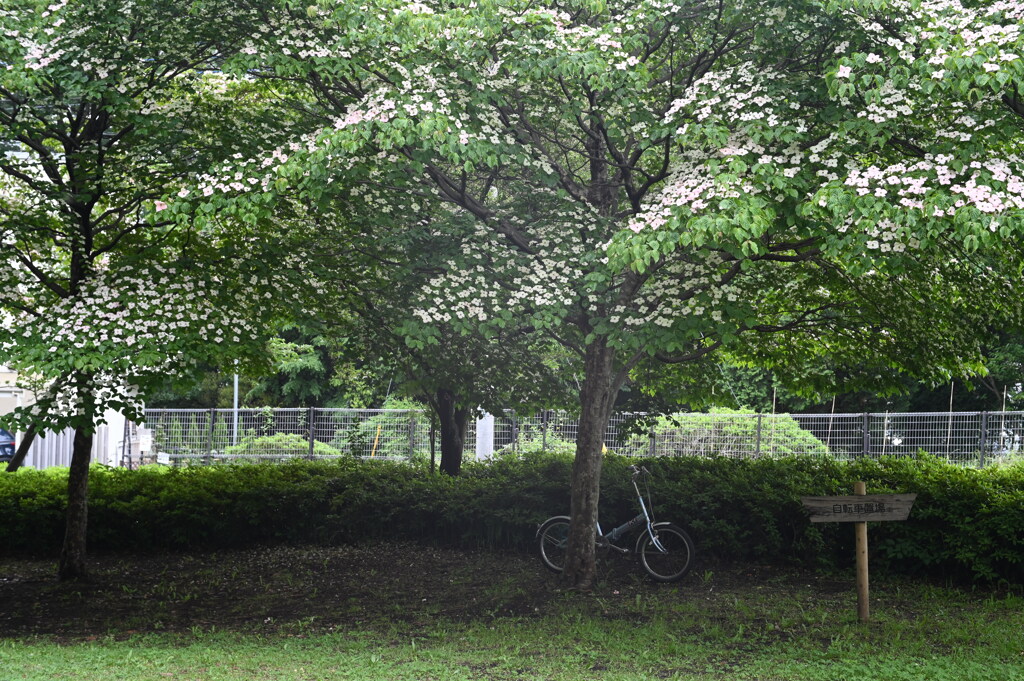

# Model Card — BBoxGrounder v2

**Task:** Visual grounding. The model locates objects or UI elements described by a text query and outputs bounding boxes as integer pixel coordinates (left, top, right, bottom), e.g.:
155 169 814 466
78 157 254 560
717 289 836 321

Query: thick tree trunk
436 389 470 476
58 426 93 581
562 340 617 590
4 424 37 473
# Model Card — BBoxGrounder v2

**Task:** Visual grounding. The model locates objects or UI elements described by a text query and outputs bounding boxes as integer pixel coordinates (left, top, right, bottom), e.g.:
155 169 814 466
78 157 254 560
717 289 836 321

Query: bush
223 433 345 461
616 409 829 458
1 453 1021 584
844 455 1024 583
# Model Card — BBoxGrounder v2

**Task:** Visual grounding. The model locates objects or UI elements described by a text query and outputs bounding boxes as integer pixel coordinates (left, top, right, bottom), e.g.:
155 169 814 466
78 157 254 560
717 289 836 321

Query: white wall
0 366 32 419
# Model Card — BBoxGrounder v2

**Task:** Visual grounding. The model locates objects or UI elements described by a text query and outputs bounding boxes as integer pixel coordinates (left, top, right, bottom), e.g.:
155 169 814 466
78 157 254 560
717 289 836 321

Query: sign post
854 481 869 622
801 483 916 623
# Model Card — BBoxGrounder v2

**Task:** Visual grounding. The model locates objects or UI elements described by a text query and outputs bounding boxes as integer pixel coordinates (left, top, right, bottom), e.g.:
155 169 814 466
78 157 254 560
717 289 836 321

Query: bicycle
537 464 696 582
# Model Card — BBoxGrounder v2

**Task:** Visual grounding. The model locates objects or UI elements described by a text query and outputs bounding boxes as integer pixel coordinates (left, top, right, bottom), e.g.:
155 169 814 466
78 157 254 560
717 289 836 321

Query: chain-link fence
139 408 1024 467
142 408 431 466
599 411 1024 465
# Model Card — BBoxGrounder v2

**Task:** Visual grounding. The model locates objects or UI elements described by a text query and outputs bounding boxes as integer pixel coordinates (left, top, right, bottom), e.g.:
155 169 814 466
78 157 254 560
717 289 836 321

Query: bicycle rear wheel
637 522 695 582
537 516 571 573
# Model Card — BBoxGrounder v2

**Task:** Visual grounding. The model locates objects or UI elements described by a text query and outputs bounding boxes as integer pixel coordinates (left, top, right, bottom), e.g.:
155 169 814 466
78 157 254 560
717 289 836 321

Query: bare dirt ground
0 542 926 641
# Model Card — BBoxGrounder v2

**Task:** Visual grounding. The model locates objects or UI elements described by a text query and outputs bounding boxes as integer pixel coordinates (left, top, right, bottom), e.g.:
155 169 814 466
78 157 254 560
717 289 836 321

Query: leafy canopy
176 0 1024 402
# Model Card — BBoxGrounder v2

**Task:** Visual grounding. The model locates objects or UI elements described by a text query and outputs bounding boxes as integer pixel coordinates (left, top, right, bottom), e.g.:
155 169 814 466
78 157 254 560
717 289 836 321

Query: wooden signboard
800 494 917 523
800 483 916 623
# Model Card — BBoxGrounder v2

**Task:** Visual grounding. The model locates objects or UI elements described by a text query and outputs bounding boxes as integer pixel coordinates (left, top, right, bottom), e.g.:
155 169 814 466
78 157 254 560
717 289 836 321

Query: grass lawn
2 543 1022 680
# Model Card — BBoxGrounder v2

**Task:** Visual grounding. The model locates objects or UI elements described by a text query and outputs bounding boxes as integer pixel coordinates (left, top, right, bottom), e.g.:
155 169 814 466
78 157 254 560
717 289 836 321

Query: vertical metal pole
755 414 763 458
511 413 519 454
978 411 989 468
542 410 548 451
862 413 870 458
408 414 416 460
826 396 836 451
232 362 239 446
1000 387 1008 458
121 418 131 470
881 411 890 457
770 389 777 457
854 481 869 623
946 381 955 458
207 408 215 465
308 406 316 460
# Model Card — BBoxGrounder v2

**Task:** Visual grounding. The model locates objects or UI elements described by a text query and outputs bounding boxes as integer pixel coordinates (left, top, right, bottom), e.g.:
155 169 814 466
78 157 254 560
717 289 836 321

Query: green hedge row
1 453 1021 584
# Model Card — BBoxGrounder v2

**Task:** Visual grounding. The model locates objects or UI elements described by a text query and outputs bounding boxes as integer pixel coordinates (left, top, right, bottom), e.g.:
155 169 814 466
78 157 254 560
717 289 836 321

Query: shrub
223 433 345 461
844 455 1024 583
1 453 1020 584
616 409 830 458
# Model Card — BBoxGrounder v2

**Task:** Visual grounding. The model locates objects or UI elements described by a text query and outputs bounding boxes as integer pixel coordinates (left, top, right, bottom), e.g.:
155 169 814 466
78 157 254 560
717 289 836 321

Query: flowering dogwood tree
260 204 578 475
0 0 298 579
198 0 1024 588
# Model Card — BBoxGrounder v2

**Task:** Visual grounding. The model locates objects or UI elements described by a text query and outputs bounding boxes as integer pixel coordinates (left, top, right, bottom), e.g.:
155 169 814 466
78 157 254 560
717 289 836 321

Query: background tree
244 322 358 408
0 0 296 579
259 204 579 475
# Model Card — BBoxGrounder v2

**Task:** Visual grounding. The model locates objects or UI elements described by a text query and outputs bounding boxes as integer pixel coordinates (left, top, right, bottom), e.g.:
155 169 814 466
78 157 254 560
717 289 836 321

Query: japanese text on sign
800 494 916 523
832 502 888 515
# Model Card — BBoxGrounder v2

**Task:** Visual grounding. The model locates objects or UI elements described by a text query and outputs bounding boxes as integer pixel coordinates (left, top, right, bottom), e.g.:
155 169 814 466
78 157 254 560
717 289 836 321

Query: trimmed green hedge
1 453 1021 584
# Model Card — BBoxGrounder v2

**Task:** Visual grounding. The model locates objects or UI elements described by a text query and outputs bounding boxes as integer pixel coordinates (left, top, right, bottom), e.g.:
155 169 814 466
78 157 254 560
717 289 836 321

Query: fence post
649 425 656 457
308 407 316 460
475 413 495 460
542 410 548 451
755 414 763 458
861 413 871 458
408 413 416 460
511 413 519 454
978 411 989 468
206 408 215 465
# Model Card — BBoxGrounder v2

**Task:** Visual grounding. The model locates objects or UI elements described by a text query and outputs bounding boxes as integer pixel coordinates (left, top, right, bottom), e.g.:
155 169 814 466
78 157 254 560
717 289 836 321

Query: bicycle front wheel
537 516 571 573
637 522 695 583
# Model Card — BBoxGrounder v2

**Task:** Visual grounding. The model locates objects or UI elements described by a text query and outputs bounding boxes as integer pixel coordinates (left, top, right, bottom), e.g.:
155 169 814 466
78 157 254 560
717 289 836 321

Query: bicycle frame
596 468 668 554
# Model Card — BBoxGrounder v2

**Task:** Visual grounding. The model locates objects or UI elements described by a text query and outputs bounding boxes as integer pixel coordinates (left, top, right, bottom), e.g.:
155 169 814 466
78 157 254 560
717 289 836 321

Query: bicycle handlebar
629 464 651 480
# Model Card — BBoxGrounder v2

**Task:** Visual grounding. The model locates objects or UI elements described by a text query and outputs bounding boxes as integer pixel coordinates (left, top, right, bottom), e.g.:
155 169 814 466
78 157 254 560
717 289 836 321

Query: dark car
0 428 15 463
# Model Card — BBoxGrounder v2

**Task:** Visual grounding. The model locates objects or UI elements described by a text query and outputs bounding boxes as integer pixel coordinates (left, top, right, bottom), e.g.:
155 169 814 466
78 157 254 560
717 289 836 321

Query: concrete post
475 412 495 460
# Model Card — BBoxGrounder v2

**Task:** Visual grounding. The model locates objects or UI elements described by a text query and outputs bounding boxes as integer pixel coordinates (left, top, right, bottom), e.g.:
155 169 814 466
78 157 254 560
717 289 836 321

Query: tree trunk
4 424 38 473
562 340 617 590
58 426 93 581
436 389 470 476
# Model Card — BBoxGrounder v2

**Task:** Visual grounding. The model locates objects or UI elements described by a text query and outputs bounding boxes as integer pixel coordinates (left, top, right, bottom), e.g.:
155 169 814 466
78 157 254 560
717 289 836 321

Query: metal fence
595 411 1024 466
141 408 432 466
139 408 1024 468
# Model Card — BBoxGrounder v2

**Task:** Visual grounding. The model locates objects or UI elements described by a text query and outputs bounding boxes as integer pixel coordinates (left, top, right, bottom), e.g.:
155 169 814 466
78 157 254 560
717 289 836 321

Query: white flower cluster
863 220 912 253
614 253 745 333
625 151 760 233
843 156 1024 215
855 79 915 124
915 0 1022 75
412 202 599 328
6 263 274 420
665 64 797 130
